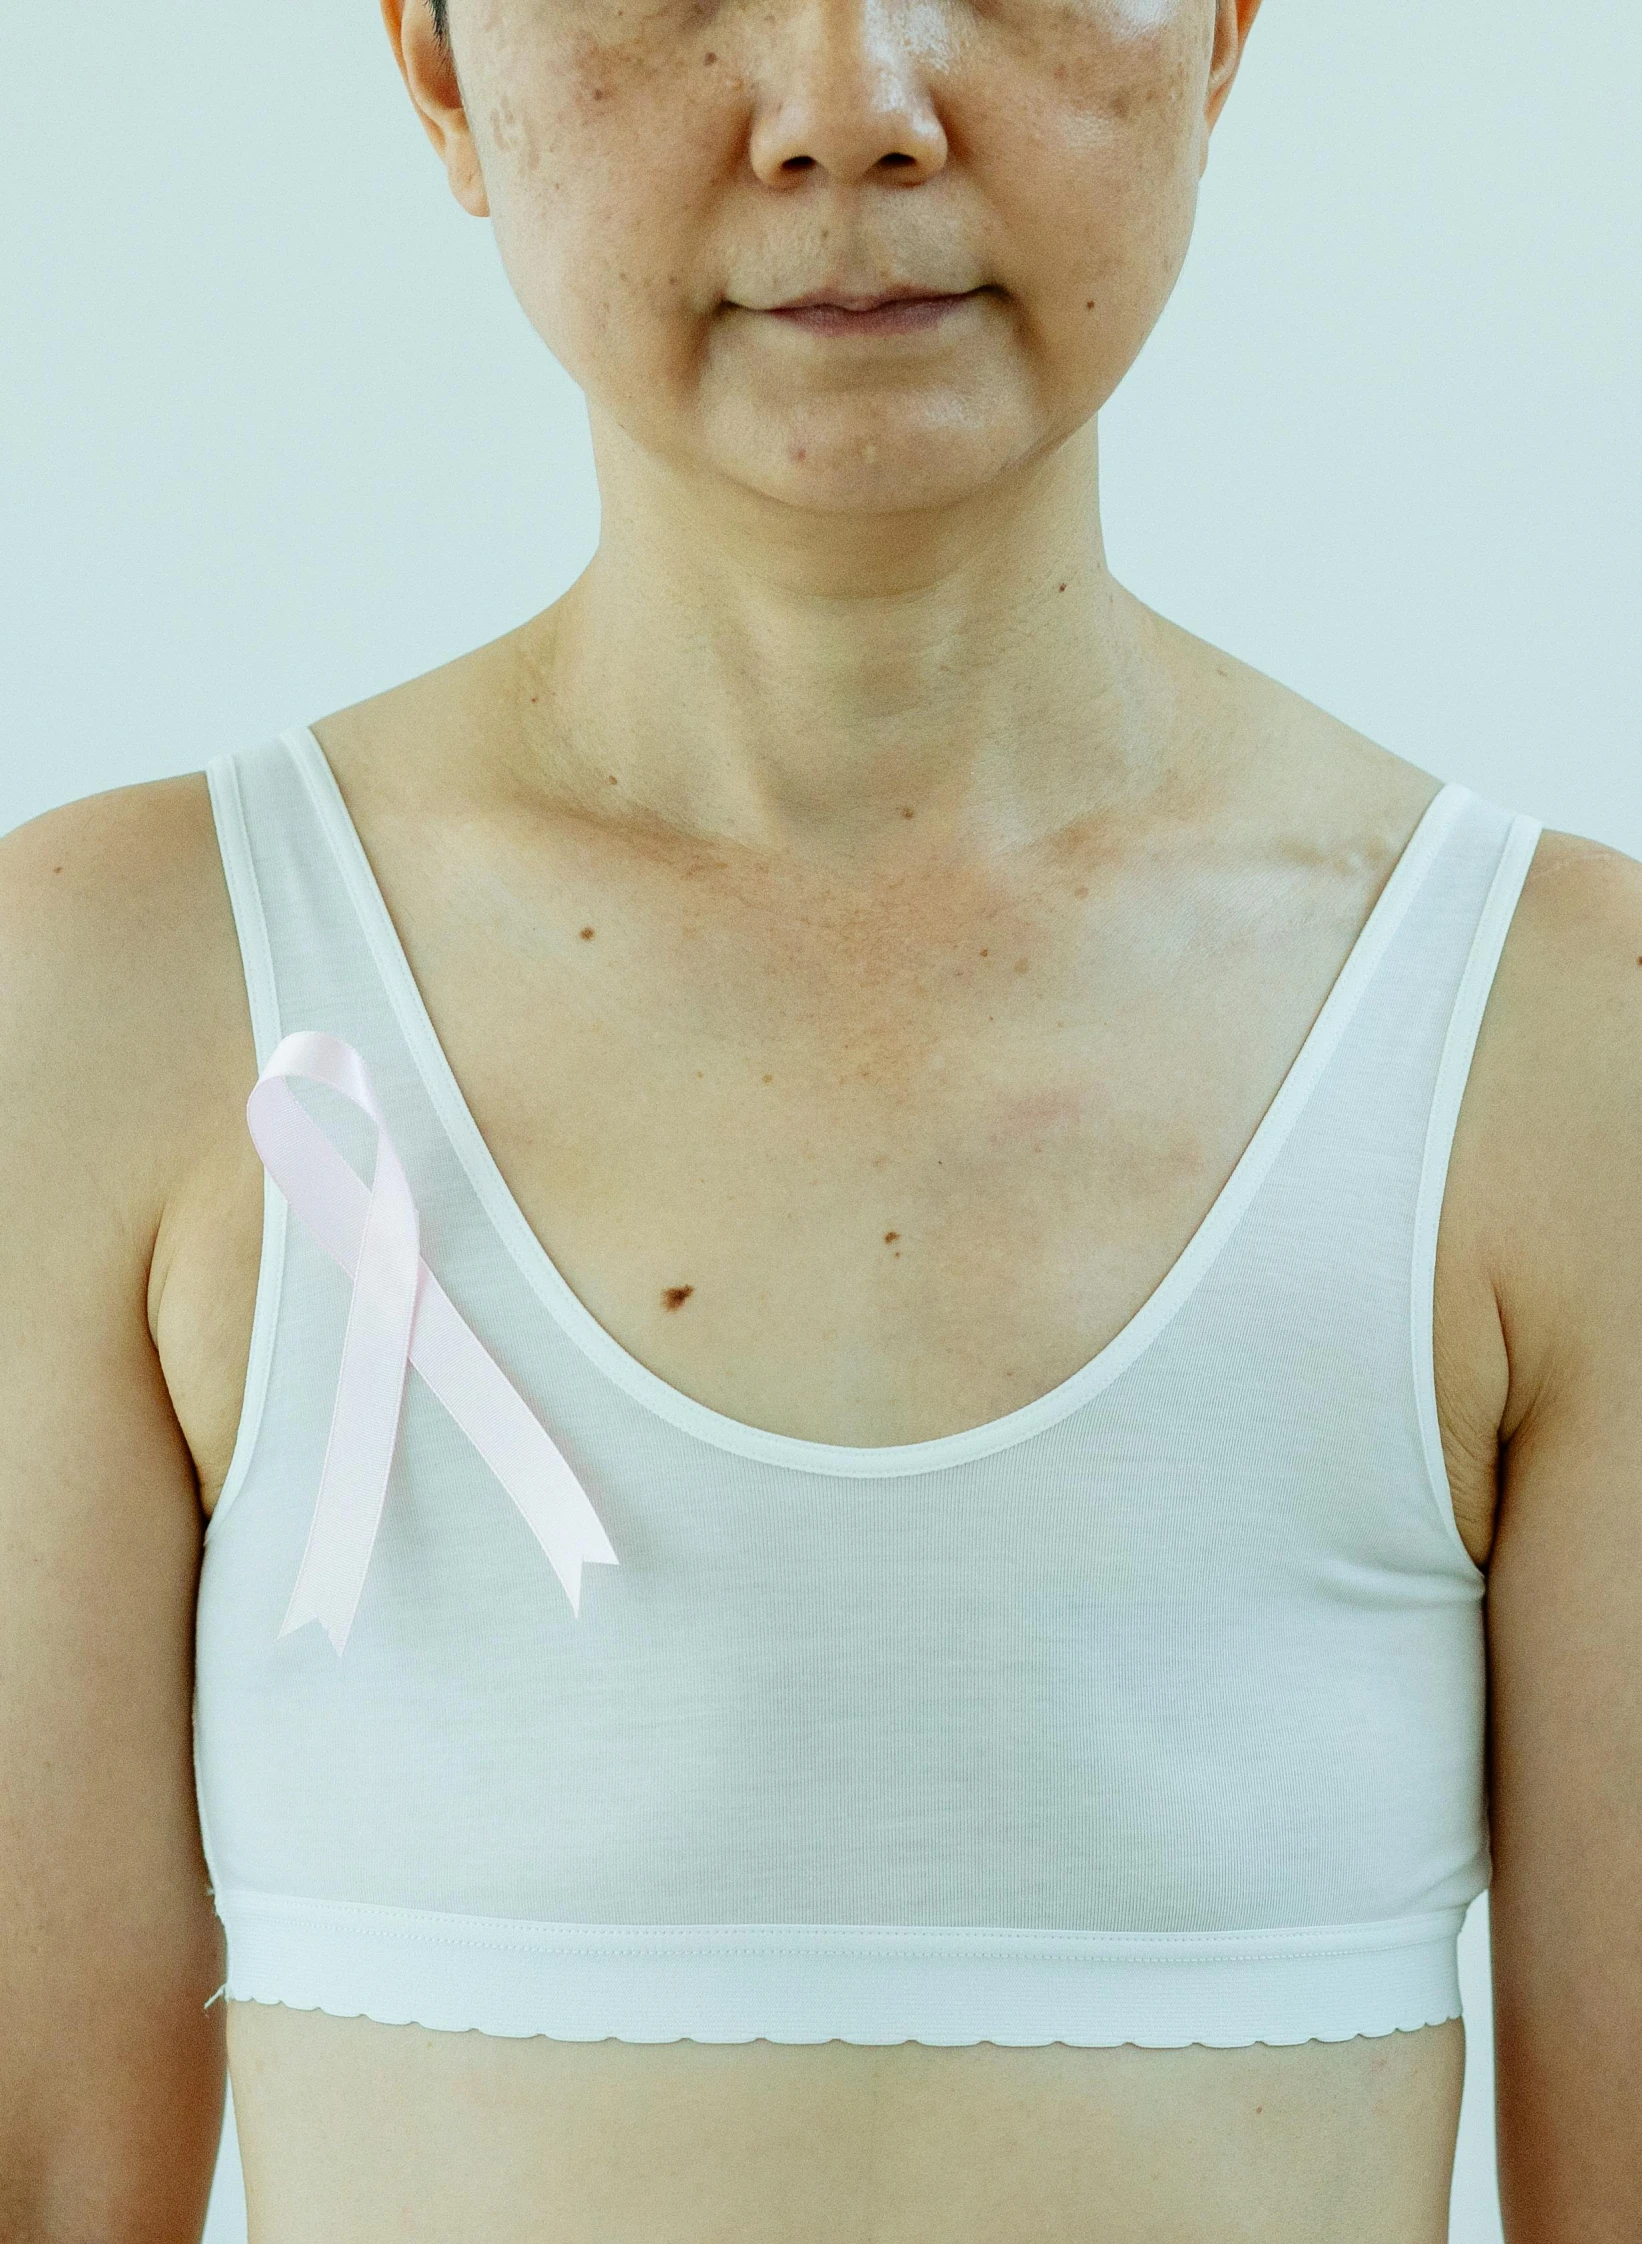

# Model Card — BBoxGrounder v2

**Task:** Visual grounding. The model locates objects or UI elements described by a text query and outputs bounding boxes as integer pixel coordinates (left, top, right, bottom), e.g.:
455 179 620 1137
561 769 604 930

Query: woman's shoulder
1478 820 1642 1127
1445 813 1642 1434
0 770 256 1236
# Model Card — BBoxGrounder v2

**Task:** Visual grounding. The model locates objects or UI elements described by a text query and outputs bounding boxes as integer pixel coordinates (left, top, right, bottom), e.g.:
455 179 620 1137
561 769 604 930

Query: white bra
192 725 1540 2049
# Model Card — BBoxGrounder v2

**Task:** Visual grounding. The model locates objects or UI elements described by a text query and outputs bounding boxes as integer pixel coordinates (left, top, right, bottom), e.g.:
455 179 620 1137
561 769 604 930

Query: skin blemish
662 1284 695 1311
580 926 596 940
609 774 619 784
1014 958 1030 974
979 947 989 957
792 446 808 463
1058 582 1068 591
901 806 915 819
763 1073 774 1083
703 49 716 62
1085 300 1095 309
884 1231 900 1243
1074 885 1090 900
53 864 63 874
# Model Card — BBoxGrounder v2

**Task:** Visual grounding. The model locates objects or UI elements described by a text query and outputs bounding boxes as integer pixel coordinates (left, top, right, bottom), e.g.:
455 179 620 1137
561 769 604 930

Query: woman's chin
709 426 1033 519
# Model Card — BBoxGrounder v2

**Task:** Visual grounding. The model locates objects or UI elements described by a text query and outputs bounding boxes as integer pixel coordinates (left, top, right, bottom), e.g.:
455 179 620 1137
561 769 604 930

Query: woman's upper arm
1464 830 1642 2242
0 787 231 2243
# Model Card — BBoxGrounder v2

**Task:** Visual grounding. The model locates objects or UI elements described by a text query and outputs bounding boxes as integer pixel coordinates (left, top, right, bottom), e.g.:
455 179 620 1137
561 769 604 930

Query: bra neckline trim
283 724 1464 1480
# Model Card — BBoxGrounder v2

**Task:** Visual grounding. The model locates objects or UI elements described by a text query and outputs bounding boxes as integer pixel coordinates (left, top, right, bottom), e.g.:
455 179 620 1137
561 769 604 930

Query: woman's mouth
760 290 987 337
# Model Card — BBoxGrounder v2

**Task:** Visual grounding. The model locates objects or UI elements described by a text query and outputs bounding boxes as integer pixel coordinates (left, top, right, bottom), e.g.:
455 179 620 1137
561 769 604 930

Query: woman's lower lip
765 293 980 336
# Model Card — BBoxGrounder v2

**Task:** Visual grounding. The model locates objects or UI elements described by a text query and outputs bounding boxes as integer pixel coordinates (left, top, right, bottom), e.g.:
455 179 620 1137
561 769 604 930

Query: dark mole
580 926 596 940
662 1285 694 1311
1085 300 1095 309
609 774 619 785
1058 582 1067 592
592 86 605 100
704 50 717 62
901 806 915 819
979 947 989 957
884 1231 899 1244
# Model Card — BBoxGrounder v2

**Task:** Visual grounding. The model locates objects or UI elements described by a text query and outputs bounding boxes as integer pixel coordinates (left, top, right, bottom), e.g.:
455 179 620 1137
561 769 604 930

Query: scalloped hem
209 1892 1468 2050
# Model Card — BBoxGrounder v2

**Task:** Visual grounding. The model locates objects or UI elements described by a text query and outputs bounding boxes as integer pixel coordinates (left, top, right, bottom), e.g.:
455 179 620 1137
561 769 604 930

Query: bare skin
6 0 1638 2234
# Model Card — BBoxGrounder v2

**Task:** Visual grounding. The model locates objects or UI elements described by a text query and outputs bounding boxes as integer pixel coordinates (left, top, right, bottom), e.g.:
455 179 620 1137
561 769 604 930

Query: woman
2 0 1636 2237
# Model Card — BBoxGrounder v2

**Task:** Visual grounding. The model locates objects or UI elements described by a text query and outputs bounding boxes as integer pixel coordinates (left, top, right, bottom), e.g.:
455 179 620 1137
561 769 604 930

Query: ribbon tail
266 1052 422 1658
408 1265 620 1617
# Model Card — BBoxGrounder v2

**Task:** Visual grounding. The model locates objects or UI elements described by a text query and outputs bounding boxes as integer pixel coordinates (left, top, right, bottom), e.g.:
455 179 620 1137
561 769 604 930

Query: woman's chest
157 794 1502 1563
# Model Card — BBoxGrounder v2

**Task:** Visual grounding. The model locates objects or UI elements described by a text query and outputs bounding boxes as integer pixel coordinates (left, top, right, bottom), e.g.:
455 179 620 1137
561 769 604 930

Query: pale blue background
3 2 1638 2238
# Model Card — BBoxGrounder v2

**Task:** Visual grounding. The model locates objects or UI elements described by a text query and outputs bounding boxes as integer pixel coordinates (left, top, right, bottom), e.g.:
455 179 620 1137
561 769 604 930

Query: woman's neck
505 422 1195 874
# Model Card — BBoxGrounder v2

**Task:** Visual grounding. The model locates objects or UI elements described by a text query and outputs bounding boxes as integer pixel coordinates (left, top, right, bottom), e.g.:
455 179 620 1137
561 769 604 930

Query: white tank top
192 725 1541 2050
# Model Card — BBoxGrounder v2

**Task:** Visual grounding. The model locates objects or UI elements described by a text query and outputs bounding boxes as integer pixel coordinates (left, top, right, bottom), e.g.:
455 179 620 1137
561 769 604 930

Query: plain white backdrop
3 3 1638 2238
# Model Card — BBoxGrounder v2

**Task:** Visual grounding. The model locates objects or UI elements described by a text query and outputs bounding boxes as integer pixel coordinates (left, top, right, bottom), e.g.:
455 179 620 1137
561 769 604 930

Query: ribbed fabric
192 727 1541 2048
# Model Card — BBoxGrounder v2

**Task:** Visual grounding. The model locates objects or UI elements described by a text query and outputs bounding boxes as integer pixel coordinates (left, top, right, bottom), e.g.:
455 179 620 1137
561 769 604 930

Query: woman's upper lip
764 287 976 312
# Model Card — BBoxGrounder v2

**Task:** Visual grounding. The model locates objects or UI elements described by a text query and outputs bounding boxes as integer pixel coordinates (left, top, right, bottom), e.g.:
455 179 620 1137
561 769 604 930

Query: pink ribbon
245 1030 620 1657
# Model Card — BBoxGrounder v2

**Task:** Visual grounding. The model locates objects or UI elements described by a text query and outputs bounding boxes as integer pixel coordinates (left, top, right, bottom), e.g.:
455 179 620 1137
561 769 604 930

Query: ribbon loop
245 1030 620 1656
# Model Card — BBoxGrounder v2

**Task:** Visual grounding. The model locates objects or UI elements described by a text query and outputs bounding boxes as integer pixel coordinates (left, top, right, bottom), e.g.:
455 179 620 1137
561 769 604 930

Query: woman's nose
745 0 950 189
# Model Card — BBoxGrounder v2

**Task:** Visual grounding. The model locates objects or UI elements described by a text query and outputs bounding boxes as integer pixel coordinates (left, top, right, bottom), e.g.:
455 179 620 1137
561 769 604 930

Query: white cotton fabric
192 726 1540 2048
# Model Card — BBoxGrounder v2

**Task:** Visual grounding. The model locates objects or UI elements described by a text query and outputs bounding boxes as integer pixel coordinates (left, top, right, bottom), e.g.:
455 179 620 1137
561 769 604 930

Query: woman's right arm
0 788 230 2244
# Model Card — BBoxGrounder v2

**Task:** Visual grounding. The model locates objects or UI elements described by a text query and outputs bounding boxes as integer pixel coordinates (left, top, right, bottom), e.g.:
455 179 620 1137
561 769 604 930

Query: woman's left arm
1459 829 1642 2242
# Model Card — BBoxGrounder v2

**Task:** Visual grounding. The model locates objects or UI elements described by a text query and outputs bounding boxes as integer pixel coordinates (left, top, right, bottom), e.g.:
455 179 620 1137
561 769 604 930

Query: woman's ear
379 0 491 219
1205 0 1264 138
